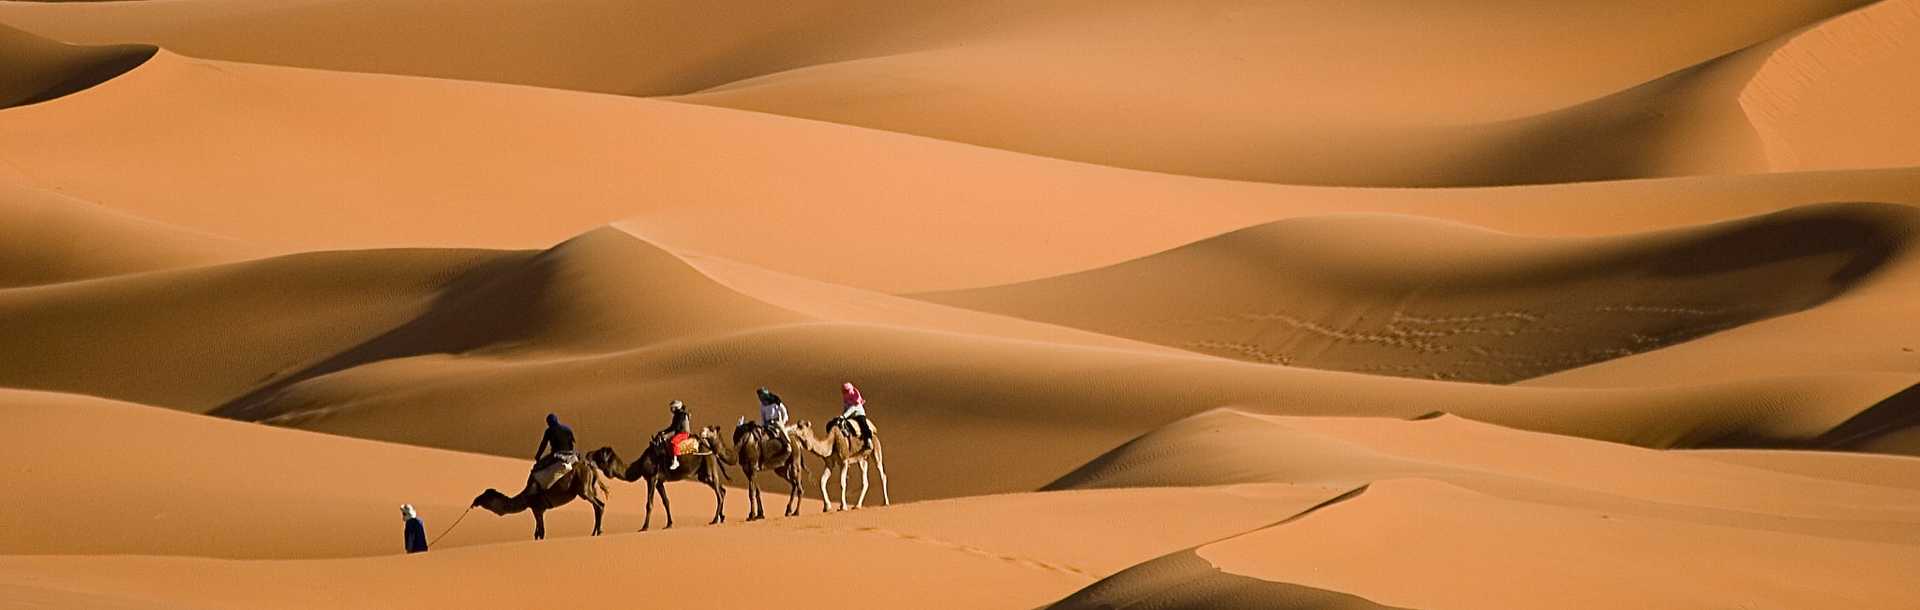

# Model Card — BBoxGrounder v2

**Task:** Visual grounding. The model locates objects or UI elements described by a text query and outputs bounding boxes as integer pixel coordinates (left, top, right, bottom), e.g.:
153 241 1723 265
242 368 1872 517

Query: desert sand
4 1 1920 608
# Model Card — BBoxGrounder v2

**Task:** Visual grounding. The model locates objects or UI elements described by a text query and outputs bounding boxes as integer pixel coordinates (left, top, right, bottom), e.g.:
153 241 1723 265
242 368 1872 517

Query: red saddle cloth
670 432 692 455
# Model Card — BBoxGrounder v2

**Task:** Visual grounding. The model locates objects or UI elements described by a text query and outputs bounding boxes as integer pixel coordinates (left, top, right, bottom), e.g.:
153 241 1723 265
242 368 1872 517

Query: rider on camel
652 400 693 470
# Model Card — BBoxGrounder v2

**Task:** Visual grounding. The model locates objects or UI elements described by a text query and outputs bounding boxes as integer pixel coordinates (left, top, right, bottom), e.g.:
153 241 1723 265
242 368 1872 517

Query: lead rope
428 505 475 548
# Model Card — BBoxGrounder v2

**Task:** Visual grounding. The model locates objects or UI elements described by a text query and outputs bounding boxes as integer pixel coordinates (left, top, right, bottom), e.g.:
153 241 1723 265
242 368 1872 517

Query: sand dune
0 181 248 287
926 202 1917 382
0 23 151 110
5 40 1920 292
1049 410 1920 533
7 220 1920 501
0 247 508 410
1062 479 1920 610
1742 0 1920 172
0 1 1888 184
5 2 1920 608
1049 412 1920 608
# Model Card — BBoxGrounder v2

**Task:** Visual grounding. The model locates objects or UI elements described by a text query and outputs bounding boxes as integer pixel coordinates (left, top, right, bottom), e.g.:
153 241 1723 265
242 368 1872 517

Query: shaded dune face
0 24 152 109
924 202 1918 383
1048 548 1414 610
213 227 803 420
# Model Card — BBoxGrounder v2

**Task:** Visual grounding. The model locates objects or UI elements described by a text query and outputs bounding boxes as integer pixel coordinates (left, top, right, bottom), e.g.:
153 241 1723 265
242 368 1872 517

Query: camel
470 454 608 540
584 426 730 531
725 420 807 520
793 418 890 512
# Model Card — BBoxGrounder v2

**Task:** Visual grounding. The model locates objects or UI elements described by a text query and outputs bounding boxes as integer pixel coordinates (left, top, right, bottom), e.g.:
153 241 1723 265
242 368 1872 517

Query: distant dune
925 203 1917 382
4 1 1920 608
1 1 1897 184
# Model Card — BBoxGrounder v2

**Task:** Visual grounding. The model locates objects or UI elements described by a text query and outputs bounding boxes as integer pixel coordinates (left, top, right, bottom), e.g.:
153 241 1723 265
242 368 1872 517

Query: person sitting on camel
839 382 875 449
757 387 791 449
530 412 578 489
652 400 694 470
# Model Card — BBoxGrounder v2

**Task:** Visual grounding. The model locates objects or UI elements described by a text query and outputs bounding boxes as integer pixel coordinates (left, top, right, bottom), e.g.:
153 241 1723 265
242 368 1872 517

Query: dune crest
1741 0 1920 171
0 24 152 110
1048 413 1920 609
0 181 250 287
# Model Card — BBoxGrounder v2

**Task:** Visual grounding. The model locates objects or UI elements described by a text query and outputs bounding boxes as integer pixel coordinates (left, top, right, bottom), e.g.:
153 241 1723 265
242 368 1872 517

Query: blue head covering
546 413 560 427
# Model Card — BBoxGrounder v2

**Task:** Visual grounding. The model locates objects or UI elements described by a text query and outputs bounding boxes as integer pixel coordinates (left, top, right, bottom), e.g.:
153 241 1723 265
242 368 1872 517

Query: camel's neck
623 457 652 482
797 433 834 458
475 488 533 515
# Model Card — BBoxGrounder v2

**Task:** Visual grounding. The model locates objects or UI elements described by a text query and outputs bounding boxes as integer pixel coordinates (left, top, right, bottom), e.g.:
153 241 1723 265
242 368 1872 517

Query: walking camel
470 454 609 540
793 419 890 512
584 426 730 530
727 421 808 519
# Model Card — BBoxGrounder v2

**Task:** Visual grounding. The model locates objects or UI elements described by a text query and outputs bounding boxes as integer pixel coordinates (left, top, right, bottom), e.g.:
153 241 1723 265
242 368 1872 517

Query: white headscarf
400 504 417 521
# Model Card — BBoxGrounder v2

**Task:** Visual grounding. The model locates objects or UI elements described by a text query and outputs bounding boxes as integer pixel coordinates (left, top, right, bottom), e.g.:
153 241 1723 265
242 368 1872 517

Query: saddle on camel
651 400 706 470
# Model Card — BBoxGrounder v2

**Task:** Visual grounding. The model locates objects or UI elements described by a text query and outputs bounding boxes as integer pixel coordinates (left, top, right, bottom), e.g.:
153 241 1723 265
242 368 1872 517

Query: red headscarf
841 382 865 407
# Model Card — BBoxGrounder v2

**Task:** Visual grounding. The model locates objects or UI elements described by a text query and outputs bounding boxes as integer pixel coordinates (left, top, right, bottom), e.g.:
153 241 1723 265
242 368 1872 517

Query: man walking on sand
401 504 428 554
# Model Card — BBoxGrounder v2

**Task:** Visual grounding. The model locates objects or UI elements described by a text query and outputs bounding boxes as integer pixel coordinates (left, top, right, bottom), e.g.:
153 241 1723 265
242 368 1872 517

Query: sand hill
3 2 1920 608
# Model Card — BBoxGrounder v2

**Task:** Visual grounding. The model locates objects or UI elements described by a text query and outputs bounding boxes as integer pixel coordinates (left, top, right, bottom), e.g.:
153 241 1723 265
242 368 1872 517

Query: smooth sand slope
0 388 647 558
926 202 1919 382
0 181 249 288
1048 410 1920 609
5 25 1920 292
3 1 1903 184
1 475 1348 609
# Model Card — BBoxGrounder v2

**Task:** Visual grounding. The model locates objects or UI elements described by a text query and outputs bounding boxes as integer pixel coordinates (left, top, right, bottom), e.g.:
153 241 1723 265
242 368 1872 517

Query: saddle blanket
530 452 579 489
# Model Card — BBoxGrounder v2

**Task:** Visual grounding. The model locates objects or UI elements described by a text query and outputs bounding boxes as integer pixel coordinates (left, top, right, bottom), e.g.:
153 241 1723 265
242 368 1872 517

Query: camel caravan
469 382 890 539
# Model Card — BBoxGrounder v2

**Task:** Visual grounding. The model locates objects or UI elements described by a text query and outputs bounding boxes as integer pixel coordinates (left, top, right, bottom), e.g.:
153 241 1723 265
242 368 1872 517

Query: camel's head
471 488 510 512
795 420 813 434
583 446 619 473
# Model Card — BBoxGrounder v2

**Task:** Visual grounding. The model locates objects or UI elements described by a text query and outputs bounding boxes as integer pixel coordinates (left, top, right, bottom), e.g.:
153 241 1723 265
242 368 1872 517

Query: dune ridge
1741 0 1920 171
0 180 250 287
0 24 152 109
7 40 1920 292
1045 412 1920 608
0 0 1887 185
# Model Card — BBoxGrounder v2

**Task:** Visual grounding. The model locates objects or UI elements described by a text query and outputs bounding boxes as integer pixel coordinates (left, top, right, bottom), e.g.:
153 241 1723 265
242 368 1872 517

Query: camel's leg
587 493 606 536
874 445 891 507
837 463 850 511
532 508 546 540
753 472 767 520
641 481 656 532
818 463 833 513
785 467 802 516
709 478 725 525
855 459 872 509
658 482 675 529
743 473 758 521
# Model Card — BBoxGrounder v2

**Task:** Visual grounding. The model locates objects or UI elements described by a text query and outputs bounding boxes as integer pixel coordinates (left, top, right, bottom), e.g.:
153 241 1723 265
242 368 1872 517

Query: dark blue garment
404 517 429 553
536 422 576 460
